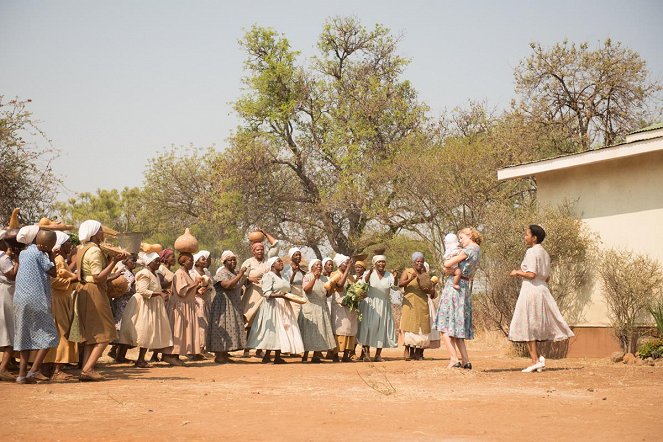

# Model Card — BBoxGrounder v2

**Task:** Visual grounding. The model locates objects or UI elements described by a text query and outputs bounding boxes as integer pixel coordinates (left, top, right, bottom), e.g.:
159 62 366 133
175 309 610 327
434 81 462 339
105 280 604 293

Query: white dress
0 252 16 347
246 271 304 353
508 244 575 342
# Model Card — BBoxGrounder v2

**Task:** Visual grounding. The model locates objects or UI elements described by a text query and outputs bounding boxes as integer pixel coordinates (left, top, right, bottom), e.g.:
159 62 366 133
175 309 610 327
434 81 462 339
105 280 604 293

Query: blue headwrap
411 251 424 262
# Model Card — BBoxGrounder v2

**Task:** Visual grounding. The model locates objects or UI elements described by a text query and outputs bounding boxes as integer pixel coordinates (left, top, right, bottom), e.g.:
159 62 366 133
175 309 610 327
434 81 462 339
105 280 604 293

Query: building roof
497 125 663 180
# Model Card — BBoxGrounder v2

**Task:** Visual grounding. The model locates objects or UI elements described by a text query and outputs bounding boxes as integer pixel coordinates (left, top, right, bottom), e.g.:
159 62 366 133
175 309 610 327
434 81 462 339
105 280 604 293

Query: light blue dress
13 244 59 351
433 243 481 339
356 271 397 349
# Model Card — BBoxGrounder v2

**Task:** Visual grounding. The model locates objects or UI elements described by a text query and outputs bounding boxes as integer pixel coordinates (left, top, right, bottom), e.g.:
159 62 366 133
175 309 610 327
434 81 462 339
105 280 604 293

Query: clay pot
108 275 129 298
248 231 265 243
431 276 439 284
174 228 199 253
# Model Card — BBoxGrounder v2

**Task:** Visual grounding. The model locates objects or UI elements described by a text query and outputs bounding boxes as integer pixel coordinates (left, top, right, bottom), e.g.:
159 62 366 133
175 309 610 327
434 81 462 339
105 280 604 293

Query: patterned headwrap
160 248 174 263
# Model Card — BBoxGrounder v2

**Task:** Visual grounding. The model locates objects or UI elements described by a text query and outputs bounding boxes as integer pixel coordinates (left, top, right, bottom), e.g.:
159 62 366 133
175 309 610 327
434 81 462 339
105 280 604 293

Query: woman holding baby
433 227 482 369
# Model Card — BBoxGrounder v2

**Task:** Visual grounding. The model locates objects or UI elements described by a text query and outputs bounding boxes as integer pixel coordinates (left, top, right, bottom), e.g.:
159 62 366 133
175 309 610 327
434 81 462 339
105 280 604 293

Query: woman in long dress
76 220 126 381
43 232 79 380
240 230 280 357
191 250 213 355
330 254 358 362
246 257 304 364
157 248 175 290
208 250 247 363
0 231 20 382
508 225 575 373
164 252 202 365
399 252 436 361
284 247 306 320
299 259 336 363
357 255 398 362
433 227 482 369
118 252 173 367
13 227 58 384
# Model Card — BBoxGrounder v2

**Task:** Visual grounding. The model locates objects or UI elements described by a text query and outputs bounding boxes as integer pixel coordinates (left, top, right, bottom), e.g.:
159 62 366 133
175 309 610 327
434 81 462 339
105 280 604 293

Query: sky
1 0 662 200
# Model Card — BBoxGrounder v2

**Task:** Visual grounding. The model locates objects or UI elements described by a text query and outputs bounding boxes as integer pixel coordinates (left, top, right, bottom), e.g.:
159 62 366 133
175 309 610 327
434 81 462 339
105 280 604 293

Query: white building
497 123 663 357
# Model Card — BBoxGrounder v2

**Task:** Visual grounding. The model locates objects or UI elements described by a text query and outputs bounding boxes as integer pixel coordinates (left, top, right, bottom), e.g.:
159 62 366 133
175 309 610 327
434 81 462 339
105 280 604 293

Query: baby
443 233 462 290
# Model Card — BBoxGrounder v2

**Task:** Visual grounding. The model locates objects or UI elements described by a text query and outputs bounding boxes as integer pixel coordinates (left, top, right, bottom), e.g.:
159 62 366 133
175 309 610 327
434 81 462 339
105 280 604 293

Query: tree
226 17 430 256
0 96 60 223
514 39 661 152
54 187 150 232
599 249 663 354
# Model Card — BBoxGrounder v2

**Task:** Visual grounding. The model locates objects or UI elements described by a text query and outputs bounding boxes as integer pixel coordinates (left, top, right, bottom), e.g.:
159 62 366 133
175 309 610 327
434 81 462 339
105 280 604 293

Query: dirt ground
3 337 663 441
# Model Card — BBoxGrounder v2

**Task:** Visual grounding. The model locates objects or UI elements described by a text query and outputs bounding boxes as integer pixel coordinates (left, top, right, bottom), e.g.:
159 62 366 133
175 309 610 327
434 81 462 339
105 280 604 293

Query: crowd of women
0 220 575 384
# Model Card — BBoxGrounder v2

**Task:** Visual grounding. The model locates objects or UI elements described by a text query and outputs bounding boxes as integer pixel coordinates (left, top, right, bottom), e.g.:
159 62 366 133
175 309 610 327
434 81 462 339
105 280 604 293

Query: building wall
537 149 663 326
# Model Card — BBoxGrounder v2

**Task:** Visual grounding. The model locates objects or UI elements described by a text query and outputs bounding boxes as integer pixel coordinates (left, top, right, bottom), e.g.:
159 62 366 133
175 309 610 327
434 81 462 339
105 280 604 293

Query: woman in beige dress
76 220 126 382
191 250 213 356
44 232 79 380
330 254 358 362
164 252 202 365
119 252 173 367
240 230 279 356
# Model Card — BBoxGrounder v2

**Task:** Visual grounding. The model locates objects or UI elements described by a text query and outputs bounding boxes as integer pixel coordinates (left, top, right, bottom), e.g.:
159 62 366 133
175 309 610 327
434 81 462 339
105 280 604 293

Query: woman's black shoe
463 362 472 370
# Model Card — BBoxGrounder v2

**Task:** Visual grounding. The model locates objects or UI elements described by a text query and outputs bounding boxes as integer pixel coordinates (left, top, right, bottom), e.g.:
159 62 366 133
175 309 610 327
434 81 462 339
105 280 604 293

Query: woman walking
434 227 482 369
208 250 247 363
164 252 202 365
118 251 173 368
357 255 397 362
330 254 358 362
43 231 79 380
247 257 304 364
76 220 126 381
0 230 20 382
508 225 574 373
299 259 336 363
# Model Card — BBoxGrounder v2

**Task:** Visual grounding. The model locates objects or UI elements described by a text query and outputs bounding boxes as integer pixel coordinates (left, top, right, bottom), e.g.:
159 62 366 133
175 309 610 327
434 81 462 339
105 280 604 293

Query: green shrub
637 338 663 359
649 298 663 336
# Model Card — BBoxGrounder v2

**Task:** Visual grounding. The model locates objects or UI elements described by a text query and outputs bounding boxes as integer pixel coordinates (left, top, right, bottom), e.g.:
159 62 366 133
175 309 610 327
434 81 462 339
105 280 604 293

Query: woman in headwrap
76 220 126 381
298 259 336 363
322 256 334 315
118 252 173 368
0 229 20 382
108 254 137 363
357 254 398 362
13 227 58 384
329 254 359 362
163 252 202 366
246 257 304 364
284 247 306 321
240 230 280 356
191 250 213 356
208 250 247 363
157 248 175 290
43 231 79 380
399 252 436 361
433 227 482 369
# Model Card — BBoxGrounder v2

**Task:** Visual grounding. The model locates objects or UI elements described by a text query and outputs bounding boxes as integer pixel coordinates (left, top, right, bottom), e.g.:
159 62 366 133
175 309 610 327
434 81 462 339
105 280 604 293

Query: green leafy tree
226 17 430 256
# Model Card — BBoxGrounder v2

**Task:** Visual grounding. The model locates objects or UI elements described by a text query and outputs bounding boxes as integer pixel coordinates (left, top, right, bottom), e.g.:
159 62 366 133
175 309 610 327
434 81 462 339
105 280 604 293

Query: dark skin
361 260 395 363
18 237 58 381
0 240 20 376
332 259 357 363
261 259 288 365
111 256 137 364
301 262 333 363
289 251 305 285
134 258 170 368
213 256 247 364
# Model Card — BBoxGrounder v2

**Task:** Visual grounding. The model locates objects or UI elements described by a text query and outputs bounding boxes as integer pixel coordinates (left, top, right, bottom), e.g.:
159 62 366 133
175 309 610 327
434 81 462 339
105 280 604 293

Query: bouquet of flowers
341 281 368 321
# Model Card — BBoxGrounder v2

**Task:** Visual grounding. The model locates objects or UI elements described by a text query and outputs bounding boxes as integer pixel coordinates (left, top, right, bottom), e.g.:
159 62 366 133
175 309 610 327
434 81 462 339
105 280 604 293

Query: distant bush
637 338 663 359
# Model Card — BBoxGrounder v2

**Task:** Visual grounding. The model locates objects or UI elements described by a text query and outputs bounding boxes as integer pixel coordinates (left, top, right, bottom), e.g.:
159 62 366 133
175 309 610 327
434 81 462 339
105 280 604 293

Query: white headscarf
79 220 102 243
138 251 160 266
221 250 236 263
288 247 301 259
308 258 322 270
52 231 70 252
193 250 210 264
424 262 430 273
372 255 387 265
333 253 350 267
322 257 333 269
16 225 39 244
267 256 280 270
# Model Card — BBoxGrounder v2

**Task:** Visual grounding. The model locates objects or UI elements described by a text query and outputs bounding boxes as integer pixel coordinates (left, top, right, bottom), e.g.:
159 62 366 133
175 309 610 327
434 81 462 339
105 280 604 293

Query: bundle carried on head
248 230 265 243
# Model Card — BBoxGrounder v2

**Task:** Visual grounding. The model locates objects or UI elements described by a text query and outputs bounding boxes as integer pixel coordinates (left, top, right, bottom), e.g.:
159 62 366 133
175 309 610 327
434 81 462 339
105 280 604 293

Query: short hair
528 224 546 243
459 227 483 246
